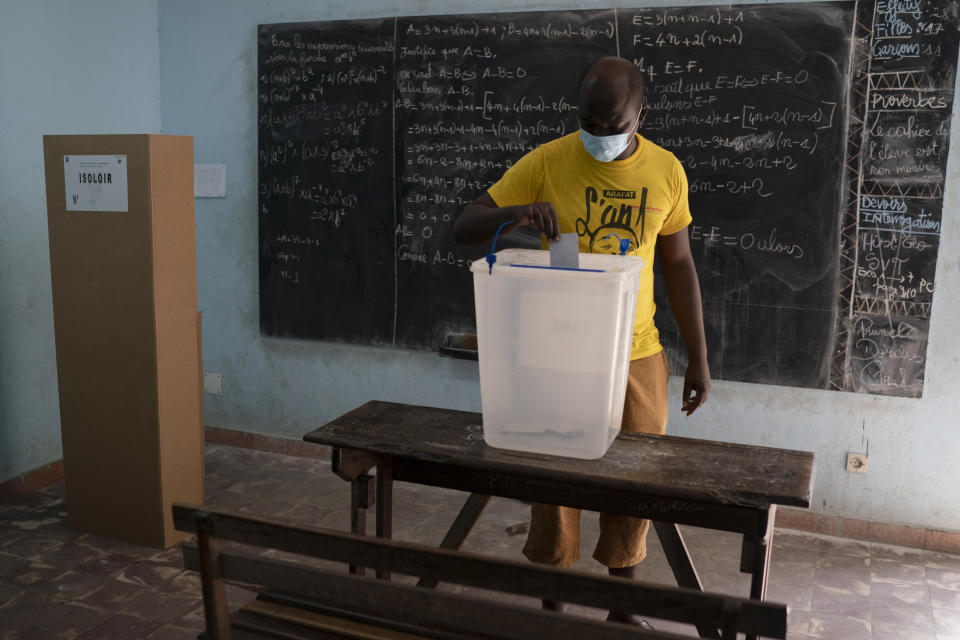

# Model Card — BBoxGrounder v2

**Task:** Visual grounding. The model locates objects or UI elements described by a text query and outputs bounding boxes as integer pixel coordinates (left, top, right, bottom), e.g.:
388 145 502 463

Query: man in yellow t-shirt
453 57 710 626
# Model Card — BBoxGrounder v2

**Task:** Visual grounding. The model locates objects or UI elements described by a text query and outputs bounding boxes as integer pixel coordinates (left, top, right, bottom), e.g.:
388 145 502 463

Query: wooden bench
173 503 787 639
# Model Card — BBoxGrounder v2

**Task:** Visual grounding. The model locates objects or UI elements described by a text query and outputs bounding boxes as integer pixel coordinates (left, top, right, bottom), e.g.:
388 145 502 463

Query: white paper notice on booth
63 155 128 212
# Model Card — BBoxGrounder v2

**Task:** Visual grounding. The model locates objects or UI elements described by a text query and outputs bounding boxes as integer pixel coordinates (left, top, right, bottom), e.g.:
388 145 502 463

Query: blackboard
634 3 854 391
258 0 959 397
258 20 395 344
836 0 959 397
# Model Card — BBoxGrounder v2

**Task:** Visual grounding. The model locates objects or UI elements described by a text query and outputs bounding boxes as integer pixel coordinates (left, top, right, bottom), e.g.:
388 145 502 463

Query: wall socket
203 372 222 396
846 452 868 474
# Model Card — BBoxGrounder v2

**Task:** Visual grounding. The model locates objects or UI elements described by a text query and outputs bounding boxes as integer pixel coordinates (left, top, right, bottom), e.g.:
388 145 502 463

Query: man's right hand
519 202 561 242
453 192 561 244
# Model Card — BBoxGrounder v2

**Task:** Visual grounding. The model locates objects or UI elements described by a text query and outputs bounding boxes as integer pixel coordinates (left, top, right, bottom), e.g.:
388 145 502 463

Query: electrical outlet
846 452 868 474
203 372 222 396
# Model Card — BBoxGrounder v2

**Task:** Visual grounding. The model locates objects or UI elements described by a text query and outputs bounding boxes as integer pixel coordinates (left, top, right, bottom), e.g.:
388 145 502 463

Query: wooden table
303 401 815 639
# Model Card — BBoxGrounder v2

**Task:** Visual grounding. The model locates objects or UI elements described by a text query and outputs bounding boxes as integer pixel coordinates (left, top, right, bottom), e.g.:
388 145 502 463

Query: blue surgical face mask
579 111 642 162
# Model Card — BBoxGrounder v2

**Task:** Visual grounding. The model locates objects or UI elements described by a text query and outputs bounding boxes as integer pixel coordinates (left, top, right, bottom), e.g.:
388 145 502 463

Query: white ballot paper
549 232 580 269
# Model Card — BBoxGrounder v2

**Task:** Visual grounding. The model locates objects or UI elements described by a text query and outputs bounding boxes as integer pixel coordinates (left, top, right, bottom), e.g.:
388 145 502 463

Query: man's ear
638 104 650 127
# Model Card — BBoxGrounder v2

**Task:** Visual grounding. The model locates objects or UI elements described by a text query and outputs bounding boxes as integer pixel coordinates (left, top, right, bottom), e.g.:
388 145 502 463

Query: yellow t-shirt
487 132 692 360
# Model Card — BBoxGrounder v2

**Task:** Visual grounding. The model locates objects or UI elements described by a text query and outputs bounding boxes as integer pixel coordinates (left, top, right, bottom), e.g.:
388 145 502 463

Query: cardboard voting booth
44 135 203 548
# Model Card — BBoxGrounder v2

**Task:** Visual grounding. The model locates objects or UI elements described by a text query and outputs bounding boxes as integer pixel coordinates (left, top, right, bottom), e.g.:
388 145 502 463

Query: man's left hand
682 358 711 416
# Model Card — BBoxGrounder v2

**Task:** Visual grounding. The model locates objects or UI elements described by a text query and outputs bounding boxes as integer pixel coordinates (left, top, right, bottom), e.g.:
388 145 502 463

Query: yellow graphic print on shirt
579 186 653 255
487 132 692 360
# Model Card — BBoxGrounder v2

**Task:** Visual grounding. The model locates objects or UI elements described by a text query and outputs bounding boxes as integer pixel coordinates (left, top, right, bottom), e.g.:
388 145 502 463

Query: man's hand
453 193 561 244
519 202 561 242
682 357 711 415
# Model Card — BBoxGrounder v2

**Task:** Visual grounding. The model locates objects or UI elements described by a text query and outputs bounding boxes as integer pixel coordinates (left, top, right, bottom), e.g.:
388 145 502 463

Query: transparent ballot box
470 249 645 459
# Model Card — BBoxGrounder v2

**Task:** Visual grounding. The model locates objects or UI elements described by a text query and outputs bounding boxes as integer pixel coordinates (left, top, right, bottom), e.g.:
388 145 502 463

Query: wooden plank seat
173 503 787 640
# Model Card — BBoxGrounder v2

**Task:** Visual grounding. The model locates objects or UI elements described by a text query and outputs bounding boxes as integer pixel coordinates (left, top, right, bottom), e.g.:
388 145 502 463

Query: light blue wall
158 0 960 531
0 1 162 483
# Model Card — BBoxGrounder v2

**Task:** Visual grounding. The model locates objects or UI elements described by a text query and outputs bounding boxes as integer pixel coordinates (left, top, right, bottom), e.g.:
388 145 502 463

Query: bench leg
417 493 491 589
375 458 393 580
653 521 719 640
196 512 232 640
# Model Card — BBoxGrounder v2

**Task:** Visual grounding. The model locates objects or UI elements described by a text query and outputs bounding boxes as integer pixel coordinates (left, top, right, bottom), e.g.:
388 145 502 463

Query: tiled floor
2 444 960 639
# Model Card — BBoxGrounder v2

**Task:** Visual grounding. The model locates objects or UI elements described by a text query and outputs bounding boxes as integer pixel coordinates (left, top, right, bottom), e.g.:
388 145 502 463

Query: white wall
0 0 162 482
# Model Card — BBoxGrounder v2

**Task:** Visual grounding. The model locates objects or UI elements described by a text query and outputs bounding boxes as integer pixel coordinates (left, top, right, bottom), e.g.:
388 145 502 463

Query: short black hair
577 57 645 103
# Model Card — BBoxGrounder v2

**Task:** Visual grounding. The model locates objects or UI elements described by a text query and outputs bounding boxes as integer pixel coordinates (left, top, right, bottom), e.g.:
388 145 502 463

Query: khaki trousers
521 350 670 568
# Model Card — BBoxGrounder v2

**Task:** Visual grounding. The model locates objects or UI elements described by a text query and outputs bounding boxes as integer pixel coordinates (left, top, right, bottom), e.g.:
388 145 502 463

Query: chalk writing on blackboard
835 0 957 397
256 0 958 398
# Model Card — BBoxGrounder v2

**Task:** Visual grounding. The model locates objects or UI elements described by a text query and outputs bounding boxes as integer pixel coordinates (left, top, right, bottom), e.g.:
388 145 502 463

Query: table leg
375 458 393 580
653 521 703 590
739 537 773 640
349 474 374 575
653 521 719 640
740 506 775 640
740 505 776 601
745 533 773 600
417 493 491 589
720 607 740 640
